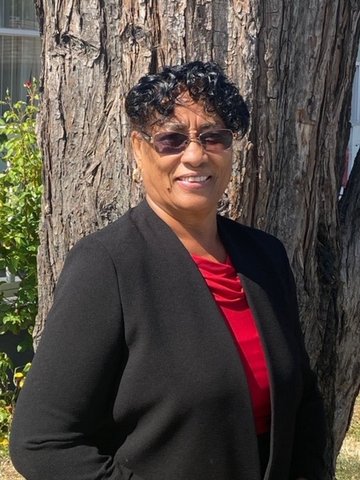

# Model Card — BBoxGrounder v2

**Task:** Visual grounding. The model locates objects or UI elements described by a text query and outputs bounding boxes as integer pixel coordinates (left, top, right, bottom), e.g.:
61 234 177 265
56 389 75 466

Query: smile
177 175 210 183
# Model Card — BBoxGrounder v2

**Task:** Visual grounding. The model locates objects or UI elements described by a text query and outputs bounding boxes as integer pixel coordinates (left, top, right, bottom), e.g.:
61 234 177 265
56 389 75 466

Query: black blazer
10 200 326 480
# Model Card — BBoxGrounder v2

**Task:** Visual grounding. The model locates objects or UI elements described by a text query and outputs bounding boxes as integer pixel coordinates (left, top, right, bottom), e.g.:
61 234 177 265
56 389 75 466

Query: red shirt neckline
192 254 271 435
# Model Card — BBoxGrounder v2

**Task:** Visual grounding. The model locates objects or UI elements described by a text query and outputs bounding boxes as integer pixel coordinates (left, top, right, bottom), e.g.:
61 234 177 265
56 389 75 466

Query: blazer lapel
218 215 303 479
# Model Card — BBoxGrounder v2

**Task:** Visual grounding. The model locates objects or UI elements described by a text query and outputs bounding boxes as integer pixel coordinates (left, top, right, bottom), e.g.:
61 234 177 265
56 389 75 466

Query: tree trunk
34 0 360 476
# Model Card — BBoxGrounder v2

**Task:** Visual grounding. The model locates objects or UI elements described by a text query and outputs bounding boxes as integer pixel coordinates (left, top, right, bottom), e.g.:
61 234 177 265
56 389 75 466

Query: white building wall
348 44 360 176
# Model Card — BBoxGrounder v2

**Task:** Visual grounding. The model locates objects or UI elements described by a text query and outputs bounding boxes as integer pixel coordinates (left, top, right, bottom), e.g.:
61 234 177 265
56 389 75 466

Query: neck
146 196 226 263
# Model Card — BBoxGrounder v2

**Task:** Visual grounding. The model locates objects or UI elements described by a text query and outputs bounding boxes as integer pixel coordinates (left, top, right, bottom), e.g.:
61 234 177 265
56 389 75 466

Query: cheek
142 161 174 192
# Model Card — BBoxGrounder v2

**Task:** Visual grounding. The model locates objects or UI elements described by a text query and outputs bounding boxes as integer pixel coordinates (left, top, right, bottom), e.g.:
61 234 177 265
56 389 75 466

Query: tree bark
34 0 360 476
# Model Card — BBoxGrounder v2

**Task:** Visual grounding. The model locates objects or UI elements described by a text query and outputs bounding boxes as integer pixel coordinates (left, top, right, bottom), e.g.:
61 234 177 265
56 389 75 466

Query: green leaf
0 81 40 337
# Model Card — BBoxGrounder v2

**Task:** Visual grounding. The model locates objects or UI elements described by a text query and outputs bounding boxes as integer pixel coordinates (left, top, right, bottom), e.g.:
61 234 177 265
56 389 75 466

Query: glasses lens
200 129 233 151
153 132 188 154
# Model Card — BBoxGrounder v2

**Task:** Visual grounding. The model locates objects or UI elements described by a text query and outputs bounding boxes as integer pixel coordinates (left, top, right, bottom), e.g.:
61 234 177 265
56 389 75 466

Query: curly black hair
125 61 249 137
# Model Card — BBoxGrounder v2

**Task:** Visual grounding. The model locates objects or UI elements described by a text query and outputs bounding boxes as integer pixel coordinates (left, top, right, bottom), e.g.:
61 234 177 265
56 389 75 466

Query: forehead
151 94 224 131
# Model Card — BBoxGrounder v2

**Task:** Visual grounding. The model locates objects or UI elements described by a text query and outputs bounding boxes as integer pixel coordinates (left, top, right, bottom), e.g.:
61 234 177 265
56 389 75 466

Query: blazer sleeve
9 237 143 480
282 251 327 480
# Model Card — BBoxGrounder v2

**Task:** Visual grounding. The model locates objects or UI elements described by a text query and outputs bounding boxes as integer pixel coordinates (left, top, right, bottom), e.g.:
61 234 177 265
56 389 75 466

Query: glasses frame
139 128 237 155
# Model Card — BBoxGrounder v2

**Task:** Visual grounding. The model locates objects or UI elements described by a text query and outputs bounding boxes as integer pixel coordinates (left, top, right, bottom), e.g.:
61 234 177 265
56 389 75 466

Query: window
351 64 360 126
0 0 40 114
0 35 40 102
0 0 38 30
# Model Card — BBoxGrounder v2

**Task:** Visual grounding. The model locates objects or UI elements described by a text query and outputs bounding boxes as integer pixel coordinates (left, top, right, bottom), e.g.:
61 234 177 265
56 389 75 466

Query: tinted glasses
141 129 235 155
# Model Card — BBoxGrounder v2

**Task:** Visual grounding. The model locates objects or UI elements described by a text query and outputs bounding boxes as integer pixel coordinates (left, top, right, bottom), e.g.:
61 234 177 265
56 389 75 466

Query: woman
10 61 326 480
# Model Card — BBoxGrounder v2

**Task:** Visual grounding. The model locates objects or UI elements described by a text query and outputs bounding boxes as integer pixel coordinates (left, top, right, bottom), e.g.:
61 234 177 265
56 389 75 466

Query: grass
1 398 359 480
335 396 360 480
0 450 23 479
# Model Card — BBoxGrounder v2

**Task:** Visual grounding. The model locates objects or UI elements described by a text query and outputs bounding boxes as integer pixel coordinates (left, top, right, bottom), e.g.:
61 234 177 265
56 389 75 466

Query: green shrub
0 353 30 450
0 353 13 449
0 80 41 340
0 81 41 448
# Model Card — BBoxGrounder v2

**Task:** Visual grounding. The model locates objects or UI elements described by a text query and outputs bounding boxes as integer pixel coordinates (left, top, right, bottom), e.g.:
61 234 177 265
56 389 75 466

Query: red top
192 254 271 435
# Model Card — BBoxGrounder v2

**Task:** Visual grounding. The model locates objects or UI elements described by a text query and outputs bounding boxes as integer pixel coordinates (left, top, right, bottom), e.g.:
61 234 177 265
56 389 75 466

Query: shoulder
218 215 287 255
70 203 144 258
217 215 293 285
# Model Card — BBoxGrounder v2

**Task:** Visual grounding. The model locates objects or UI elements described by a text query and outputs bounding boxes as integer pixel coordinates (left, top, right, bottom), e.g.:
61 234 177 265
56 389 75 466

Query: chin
172 198 219 215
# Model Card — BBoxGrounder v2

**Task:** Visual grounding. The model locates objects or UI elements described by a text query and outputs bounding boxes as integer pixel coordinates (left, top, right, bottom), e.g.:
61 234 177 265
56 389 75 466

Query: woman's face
131 94 233 224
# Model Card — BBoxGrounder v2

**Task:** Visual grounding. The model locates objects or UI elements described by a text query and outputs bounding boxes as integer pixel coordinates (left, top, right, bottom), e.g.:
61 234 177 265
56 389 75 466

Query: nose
180 137 207 167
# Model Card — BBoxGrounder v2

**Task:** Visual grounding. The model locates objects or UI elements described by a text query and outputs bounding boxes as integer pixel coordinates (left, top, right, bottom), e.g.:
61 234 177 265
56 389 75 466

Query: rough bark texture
34 0 360 476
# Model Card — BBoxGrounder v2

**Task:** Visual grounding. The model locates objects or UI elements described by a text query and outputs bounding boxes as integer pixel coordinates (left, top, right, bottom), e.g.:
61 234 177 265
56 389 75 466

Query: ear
131 131 143 168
